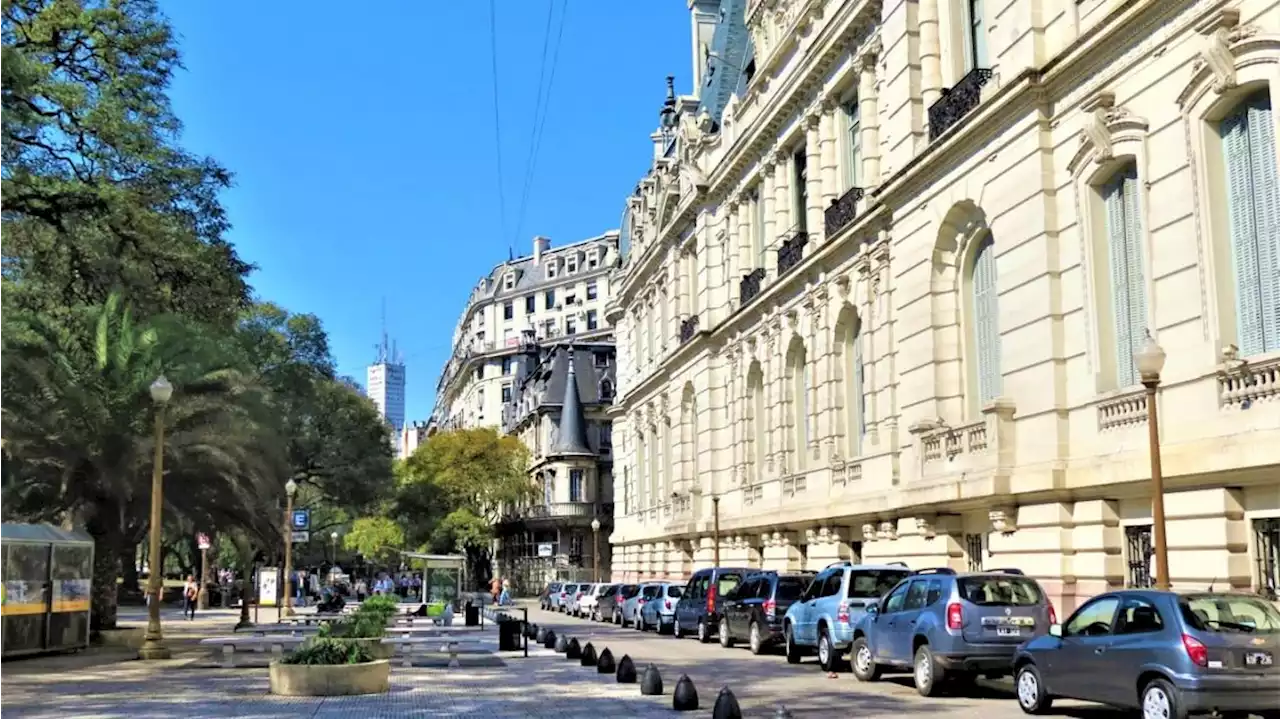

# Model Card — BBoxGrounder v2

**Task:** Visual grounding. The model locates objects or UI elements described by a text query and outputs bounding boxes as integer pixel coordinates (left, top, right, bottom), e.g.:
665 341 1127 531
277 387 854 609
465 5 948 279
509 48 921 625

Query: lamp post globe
590 519 601 532
1134 332 1167 384
149 375 173 403
285 478 298 498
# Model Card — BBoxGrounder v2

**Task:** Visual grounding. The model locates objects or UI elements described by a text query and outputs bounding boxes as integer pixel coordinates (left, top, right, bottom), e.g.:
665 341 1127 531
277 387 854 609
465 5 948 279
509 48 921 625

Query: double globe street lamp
139 375 173 660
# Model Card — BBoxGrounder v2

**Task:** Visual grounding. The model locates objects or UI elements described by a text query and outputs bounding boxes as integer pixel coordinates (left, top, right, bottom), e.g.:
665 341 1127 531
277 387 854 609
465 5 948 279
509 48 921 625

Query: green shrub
317 614 386 639
282 638 372 665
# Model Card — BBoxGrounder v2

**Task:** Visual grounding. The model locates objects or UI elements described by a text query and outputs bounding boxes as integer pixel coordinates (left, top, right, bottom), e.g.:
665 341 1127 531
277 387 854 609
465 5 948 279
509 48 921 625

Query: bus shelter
1 523 94 657
400 552 465 616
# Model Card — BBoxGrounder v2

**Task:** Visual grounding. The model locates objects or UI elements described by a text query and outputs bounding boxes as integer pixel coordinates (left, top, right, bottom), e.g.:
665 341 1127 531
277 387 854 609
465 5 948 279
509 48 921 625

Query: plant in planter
270 638 390 697
316 615 392 660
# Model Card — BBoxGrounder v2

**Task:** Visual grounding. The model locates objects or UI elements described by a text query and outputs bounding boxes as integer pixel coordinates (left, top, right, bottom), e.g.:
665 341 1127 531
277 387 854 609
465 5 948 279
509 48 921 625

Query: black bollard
580 641 598 667
774 705 794 719
535 626 548 643
640 663 664 696
566 637 582 659
616 654 637 683
554 634 569 653
543 629 558 649
525 623 536 639
712 687 743 719
672 674 699 711
597 648 616 674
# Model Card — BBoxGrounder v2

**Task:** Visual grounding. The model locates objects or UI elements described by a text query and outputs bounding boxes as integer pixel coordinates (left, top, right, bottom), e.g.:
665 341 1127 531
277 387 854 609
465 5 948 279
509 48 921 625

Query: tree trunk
119 543 140 594
88 528 122 631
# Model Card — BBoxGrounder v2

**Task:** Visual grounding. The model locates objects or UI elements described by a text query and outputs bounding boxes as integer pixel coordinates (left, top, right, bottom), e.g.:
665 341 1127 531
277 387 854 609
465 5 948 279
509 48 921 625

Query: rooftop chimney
533 236 551 264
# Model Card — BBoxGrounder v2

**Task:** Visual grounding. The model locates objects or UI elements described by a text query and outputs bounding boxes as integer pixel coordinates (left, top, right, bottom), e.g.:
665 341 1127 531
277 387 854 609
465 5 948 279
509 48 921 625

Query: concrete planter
269 659 390 696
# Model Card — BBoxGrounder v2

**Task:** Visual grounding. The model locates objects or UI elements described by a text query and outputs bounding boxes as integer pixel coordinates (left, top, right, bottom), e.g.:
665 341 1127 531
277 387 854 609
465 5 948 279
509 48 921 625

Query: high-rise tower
367 305 406 435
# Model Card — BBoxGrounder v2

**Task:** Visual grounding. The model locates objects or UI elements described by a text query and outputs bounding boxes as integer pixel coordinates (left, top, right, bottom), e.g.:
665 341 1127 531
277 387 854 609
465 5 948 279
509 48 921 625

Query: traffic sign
196 533 211 550
291 509 310 530
291 531 310 544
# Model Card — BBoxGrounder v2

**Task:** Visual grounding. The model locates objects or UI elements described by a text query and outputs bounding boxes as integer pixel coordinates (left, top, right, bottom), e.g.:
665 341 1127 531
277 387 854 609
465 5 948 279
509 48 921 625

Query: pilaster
858 46 882 187
818 98 839 213
804 115 823 242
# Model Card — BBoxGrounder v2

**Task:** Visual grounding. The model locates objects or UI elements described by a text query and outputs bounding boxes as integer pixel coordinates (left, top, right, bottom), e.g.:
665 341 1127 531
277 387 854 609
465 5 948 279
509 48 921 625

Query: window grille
1125 525 1153 588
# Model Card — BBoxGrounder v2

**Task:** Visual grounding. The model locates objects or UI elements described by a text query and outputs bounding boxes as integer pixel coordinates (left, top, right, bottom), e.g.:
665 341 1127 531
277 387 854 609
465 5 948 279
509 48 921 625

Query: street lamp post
1135 332 1170 591
283 478 298 617
590 518 601 582
139 375 173 660
712 495 721 567
330 531 339 566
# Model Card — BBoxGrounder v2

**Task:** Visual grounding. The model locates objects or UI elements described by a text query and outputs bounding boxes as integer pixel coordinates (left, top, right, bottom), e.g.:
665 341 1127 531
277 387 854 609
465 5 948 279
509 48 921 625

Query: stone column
919 0 943 108
858 49 882 187
804 116 823 242
772 152 792 245
818 99 839 208
725 202 739 312
814 285 832 454
759 161 777 271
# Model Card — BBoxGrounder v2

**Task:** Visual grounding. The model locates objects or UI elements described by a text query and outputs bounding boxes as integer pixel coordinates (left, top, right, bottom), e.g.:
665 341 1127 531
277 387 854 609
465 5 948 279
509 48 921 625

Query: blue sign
291 509 310 530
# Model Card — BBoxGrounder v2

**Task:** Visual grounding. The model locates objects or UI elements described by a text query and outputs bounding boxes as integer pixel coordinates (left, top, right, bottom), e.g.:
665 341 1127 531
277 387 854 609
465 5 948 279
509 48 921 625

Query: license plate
997 626 1021 637
1245 652 1273 666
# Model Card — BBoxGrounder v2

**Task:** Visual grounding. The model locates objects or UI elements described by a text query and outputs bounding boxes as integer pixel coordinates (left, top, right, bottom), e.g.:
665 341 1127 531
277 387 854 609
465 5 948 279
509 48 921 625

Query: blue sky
163 1 692 421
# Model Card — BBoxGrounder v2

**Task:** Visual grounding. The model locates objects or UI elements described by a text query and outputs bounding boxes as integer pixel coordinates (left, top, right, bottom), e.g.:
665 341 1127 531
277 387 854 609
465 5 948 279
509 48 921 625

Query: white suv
576 583 608 618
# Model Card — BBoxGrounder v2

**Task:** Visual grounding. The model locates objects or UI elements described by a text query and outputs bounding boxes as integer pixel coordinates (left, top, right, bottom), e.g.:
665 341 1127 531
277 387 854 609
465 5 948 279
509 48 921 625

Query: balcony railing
739 268 765 306
679 315 700 344
506 502 613 521
776 231 808 277
825 187 865 238
928 68 993 141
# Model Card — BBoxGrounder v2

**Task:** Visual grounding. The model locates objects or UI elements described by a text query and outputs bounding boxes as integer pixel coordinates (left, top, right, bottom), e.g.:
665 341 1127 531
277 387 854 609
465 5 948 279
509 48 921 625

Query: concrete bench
199 635 308 668
383 636 486 669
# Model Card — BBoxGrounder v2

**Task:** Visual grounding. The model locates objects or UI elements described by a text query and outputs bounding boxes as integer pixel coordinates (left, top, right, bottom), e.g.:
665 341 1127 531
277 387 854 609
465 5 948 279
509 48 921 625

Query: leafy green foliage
317 614 385 640
343 517 404 566
282 638 373 666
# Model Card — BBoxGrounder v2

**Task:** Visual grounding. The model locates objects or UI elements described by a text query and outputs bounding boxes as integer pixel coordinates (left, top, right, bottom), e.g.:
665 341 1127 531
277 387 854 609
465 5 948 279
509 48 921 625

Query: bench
382 636 486 669
199 635 308 668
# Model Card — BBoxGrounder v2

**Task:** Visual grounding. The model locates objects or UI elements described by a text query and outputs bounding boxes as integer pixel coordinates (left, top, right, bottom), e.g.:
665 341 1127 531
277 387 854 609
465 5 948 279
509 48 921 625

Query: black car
674 566 752 642
718 570 816 654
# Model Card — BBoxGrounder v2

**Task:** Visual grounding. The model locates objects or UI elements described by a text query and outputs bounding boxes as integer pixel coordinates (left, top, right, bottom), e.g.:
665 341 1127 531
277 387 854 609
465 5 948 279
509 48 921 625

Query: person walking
489 576 501 605
183 575 199 620
499 577 511 606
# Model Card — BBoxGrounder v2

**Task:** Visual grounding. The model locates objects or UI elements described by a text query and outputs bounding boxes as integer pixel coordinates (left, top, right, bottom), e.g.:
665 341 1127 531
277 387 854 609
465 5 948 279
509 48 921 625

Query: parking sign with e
291 509 310 530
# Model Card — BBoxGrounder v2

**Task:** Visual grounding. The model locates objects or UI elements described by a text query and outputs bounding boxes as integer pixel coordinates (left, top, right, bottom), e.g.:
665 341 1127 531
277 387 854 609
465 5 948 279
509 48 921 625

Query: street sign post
291 509 310 531
196 533 211 550
291 531 309 544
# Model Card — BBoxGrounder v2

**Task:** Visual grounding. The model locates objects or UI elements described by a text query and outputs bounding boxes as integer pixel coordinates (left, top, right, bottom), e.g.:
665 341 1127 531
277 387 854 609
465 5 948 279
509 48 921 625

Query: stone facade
607 0 1280 612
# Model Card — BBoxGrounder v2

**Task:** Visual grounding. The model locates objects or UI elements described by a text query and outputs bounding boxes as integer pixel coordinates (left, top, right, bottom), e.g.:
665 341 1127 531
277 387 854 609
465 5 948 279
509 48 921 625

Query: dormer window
503 272 516 291
546 261 558 279
587 249 600 269
566 253 579 274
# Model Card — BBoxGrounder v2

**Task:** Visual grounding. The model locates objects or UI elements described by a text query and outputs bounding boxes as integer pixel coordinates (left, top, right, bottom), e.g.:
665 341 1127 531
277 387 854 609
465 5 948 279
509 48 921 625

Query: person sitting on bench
316 589 345 613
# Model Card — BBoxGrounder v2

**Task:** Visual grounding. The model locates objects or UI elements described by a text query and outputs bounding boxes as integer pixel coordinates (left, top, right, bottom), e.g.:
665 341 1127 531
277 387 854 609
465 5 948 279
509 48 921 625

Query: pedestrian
355 577 368 602
489 576 501 605
499 577 511 606
183 575 199 620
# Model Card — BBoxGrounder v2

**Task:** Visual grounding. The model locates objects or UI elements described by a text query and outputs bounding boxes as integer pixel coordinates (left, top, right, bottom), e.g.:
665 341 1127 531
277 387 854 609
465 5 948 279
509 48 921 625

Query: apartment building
495 343 617 591
607 0 1280 611
429 232 619 433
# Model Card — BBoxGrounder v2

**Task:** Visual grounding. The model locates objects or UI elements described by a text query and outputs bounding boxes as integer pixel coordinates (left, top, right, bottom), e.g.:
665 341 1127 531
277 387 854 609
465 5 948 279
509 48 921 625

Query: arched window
786 339 808 470
746 362 765 482
970 233 1002 408
1222 89 1280 357
1103 163 1147 387
599 380 614 401
840 310 866 456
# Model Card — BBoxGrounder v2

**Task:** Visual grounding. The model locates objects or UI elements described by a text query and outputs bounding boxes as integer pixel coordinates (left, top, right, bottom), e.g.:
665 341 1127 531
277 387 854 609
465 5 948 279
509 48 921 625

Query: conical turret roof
550 349 594 457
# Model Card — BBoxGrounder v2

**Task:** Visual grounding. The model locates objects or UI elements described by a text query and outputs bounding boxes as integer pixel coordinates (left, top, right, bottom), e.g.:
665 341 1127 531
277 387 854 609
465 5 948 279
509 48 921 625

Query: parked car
540 582 563 611
784 562 913 671
608 584 641 625
590 584 625 621
567 583 595 616
639 583 685 633
578 583 612 619
1012 590 1280 719
718 570 815 654
674 567 752 642
557 583 580 612
620 582 660 627
850 568 1055 696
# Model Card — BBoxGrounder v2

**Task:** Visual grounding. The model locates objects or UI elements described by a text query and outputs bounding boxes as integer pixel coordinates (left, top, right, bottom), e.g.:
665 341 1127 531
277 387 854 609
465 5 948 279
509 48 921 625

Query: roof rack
825 560 853 569
885 561 909 568
912 567 958 576
987 568 1025 575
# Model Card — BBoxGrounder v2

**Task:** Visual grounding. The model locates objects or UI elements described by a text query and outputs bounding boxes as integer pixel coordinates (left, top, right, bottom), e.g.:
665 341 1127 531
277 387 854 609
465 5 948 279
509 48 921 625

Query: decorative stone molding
1067 90 1150 173
915 516 937 539
989 508 1017 534
1178 7 1275 108
861 523 878 542
876 521 897 541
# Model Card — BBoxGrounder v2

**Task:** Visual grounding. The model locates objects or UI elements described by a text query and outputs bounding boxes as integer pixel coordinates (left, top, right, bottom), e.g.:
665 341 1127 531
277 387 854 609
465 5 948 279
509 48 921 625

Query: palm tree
1 293 284 628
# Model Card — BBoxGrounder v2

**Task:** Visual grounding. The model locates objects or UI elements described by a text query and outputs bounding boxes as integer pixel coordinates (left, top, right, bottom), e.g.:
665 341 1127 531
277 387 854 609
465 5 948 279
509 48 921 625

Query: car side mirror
1048 624 1062 638
866 603 879 616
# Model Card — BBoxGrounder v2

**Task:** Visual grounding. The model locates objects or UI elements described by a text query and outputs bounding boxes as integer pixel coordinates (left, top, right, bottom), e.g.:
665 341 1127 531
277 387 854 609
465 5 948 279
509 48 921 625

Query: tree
344 517 404 566
395 428 532 584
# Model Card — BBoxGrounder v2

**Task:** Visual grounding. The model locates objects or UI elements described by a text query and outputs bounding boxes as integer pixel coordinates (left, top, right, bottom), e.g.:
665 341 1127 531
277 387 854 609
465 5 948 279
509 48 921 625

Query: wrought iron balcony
825 186 865 238
503 502 614 522
776 231 808 277
928 68 993 142
739 268 765 306
679 315 700 344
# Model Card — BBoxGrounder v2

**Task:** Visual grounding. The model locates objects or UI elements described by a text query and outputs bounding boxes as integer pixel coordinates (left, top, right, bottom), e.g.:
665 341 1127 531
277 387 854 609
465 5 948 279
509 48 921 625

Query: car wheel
749 621 764 655
818 629 835 672
635 614 645 631
1141 677 1187 719
851 637 881 682
697 619 711 643
1015 664 1052 715
784 626 801 664
913 644 941 697
719 618 734 648
673 620 685 638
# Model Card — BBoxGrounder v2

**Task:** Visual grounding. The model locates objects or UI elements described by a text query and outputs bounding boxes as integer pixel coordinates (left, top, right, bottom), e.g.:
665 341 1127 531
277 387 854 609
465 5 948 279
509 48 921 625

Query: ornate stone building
496 344 616 591
607 0 1280 610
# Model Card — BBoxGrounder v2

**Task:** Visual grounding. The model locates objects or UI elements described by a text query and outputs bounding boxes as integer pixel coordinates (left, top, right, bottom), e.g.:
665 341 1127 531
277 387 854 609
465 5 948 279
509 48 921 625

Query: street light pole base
138 640 172 660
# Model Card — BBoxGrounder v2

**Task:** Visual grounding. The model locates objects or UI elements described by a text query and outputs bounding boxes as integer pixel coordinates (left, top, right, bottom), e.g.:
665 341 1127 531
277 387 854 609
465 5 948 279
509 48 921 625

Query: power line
512 0 557 248
513 0 569 246
487 0 508 244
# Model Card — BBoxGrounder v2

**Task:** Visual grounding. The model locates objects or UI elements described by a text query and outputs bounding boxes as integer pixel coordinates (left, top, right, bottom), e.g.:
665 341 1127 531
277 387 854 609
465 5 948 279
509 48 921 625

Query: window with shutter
1103 164 1148 387
964 0 989 71
1223 91 1280 357
971 233 1002 407
844 100 862 190
852 325 865 456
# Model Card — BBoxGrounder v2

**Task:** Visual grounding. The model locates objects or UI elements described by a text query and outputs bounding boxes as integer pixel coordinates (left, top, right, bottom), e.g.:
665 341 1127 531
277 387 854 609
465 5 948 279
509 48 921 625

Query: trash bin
497 618 522 651
464 601 480 627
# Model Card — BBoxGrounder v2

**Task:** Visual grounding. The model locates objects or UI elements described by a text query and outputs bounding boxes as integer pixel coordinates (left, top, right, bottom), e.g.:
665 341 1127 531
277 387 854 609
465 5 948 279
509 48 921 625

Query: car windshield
1180 594 1280 634
666 586 683 598
563 584 577 593
642 586 660 598
958 576 1042 606
623 585 640 598
716 573 743 596
776 578 807 601
848 570 912 599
